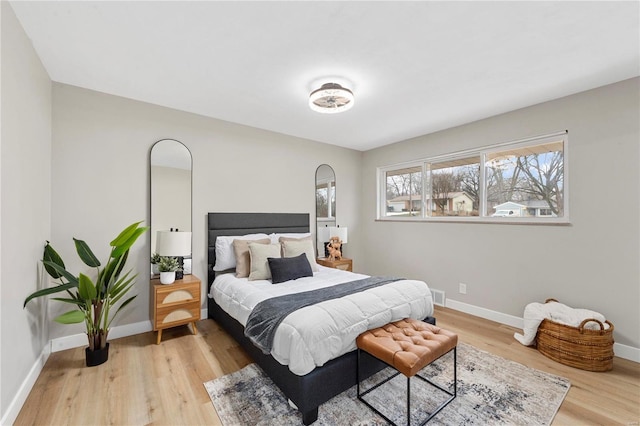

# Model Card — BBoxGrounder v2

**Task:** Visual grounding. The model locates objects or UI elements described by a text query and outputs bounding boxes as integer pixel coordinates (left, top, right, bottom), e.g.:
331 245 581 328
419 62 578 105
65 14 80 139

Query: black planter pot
85 343 109 367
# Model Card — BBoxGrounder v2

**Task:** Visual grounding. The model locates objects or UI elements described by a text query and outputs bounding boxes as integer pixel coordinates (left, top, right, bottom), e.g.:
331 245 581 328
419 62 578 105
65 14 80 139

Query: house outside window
384 165 422 217
378 132 568 223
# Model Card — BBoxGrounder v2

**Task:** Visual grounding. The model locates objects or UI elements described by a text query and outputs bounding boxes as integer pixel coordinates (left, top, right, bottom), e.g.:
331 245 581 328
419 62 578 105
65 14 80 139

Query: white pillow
281 239 319 272
213 233 269 271
248 243 281 281
269 232 312 244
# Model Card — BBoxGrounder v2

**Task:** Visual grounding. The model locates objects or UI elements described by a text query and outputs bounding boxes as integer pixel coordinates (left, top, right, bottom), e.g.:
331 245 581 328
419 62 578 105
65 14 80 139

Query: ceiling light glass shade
309 83 354 114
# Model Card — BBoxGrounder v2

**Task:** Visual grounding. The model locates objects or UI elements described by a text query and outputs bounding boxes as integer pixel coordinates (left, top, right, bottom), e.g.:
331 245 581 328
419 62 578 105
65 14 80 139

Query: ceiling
9 1 639 151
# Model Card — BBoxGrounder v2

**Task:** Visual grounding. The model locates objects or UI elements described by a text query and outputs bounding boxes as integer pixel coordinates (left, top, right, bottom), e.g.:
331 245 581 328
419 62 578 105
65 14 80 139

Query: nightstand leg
156 329 162 345
191 321 198 335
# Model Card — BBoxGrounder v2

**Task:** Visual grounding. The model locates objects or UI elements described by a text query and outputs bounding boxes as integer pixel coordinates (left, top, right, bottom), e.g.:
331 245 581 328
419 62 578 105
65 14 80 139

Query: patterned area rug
204 342 570 425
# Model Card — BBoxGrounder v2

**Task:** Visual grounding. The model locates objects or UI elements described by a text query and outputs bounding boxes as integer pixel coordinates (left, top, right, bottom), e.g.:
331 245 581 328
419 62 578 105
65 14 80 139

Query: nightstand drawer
156 286 198 306
156 300 200 329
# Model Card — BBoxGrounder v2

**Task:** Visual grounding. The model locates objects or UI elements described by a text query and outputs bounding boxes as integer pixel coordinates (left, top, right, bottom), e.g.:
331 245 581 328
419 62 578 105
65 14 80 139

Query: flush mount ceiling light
309 83 354 114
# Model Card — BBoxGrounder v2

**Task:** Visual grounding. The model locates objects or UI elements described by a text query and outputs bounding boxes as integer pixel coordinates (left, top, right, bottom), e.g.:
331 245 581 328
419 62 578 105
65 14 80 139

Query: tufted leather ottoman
356 318 458 425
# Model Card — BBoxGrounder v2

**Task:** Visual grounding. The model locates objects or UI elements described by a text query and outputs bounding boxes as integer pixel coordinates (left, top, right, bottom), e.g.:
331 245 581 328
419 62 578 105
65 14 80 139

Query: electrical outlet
459 283 467 294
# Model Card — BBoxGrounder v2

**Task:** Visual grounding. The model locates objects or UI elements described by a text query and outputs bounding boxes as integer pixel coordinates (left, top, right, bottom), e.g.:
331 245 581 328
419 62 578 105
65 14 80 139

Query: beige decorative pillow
278 235 312 255
233 238 270 278
248 243 281 281
281 239 319 272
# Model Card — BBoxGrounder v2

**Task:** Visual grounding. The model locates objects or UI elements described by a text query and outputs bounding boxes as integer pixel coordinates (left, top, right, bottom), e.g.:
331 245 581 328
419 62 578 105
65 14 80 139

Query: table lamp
156 230 191 280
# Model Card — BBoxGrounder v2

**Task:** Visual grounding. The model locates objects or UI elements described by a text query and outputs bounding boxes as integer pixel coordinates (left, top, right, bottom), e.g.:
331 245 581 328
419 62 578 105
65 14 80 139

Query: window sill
375 216 571 226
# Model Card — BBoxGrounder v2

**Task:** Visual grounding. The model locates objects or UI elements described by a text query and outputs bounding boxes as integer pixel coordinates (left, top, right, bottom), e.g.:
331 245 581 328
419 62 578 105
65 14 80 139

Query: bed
206 212 434 424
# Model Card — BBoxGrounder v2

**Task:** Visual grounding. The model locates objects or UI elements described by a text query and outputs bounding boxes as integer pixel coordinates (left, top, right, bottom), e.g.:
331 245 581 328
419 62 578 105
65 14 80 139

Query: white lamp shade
318 226 330 242
328 226 348 244
156 231 191 256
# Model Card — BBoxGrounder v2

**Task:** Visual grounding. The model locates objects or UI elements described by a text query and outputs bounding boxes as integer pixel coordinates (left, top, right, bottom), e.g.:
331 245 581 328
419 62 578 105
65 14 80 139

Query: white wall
361 78 640 349
1 1 52 419
50 83 363 339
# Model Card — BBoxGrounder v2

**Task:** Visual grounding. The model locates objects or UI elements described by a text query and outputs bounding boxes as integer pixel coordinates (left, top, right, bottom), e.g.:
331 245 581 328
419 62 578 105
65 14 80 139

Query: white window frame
377 131 569 225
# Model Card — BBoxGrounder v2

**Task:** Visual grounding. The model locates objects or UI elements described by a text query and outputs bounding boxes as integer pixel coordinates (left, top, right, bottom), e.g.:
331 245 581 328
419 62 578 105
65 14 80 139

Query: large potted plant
24 221 148 366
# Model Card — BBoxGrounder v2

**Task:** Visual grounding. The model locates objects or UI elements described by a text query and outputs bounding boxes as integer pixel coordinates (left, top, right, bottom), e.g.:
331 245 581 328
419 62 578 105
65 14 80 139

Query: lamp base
176 256 184 280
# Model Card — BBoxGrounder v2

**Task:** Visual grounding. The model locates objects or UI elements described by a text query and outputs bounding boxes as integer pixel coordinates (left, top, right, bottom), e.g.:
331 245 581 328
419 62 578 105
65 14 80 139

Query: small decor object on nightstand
157 256 180 284
326 237 343 261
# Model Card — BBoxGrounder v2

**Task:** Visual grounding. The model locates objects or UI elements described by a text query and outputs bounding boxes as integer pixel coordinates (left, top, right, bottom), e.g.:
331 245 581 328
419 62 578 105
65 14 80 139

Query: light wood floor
15 306 640 425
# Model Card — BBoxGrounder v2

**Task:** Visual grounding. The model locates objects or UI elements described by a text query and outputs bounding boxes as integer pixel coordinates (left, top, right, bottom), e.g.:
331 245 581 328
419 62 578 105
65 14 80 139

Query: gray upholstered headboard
207 212 310 285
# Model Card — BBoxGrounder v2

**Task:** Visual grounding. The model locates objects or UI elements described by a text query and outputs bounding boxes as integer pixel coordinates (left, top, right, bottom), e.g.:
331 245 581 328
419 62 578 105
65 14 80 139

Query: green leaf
109 273 136 305
111 227 148 259
51 297 84 306
113 249 129 279
77 273 97 300
98 252 127 294
54 310 85 324
42 261 78 286
24 282 78 308
110 221 144 247
74 238 101 268
108 295 137 328
43 241 65 279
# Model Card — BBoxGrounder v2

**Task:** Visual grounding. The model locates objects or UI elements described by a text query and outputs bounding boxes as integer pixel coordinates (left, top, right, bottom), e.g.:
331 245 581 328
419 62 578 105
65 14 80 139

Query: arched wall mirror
150 139 192 277
315 164 336 256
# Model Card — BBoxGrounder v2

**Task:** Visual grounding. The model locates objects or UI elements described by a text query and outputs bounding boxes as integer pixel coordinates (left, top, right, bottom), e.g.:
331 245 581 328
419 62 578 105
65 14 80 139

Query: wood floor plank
14 307 640 425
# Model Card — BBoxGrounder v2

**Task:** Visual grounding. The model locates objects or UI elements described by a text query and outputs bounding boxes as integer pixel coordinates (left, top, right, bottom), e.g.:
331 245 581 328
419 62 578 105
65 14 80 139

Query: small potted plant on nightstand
157 256 180 284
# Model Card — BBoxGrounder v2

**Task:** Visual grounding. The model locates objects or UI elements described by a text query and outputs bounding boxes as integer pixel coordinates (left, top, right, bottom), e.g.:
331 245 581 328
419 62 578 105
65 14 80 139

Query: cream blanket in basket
514 300 609 346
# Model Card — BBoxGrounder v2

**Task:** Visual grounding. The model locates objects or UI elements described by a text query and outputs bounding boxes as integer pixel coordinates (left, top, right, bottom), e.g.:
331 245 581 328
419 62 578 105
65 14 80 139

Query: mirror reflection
315 164 336 256
150 139 192 277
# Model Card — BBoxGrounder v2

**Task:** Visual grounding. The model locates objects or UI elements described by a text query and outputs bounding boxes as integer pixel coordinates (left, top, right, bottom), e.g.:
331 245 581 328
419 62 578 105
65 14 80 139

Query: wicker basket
535 299 614 372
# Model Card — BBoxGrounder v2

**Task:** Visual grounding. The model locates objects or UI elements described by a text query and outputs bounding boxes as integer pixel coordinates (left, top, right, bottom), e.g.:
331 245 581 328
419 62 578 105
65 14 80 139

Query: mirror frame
315 164 336 258
150 139 193 277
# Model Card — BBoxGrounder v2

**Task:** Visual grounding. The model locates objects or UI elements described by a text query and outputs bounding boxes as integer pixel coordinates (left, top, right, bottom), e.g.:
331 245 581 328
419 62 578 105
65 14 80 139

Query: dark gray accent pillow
268 253 313 284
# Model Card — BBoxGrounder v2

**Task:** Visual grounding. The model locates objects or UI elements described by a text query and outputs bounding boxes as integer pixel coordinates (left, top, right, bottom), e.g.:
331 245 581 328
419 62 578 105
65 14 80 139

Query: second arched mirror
150 139 192 278
315 164 336 256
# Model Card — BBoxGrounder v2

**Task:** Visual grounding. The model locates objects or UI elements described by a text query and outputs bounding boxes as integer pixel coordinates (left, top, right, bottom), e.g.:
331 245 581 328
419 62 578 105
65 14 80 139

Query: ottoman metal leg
357 347 457 426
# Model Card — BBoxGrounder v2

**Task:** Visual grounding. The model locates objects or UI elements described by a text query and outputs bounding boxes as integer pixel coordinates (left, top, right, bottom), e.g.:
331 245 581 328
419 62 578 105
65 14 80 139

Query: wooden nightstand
152 274 201 344
316 257 353 272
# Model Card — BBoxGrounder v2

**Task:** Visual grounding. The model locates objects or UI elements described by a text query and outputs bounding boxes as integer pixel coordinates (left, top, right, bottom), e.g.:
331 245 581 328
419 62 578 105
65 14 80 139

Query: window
316 180 335 219
485 140 564 218
378 132 567 223
428 156 480 217
384 165 422 217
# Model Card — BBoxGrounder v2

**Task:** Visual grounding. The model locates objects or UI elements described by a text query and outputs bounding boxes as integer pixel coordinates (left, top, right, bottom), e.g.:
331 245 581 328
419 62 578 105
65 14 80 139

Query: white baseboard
612 342 640 363
50 320 153 352
0 346 50 426
446 298 524 329
445 298 640 363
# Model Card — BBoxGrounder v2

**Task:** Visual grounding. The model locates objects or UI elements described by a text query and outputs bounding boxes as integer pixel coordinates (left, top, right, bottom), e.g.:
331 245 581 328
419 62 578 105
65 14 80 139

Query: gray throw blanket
245 276 402 354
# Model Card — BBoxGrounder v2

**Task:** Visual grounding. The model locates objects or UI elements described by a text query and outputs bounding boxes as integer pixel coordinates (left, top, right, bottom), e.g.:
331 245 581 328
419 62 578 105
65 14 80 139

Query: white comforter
210 266 433 376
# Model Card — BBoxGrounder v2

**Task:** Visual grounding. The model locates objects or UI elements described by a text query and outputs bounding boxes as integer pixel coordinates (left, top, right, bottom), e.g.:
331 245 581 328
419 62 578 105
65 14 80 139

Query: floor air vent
430 289 445 306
